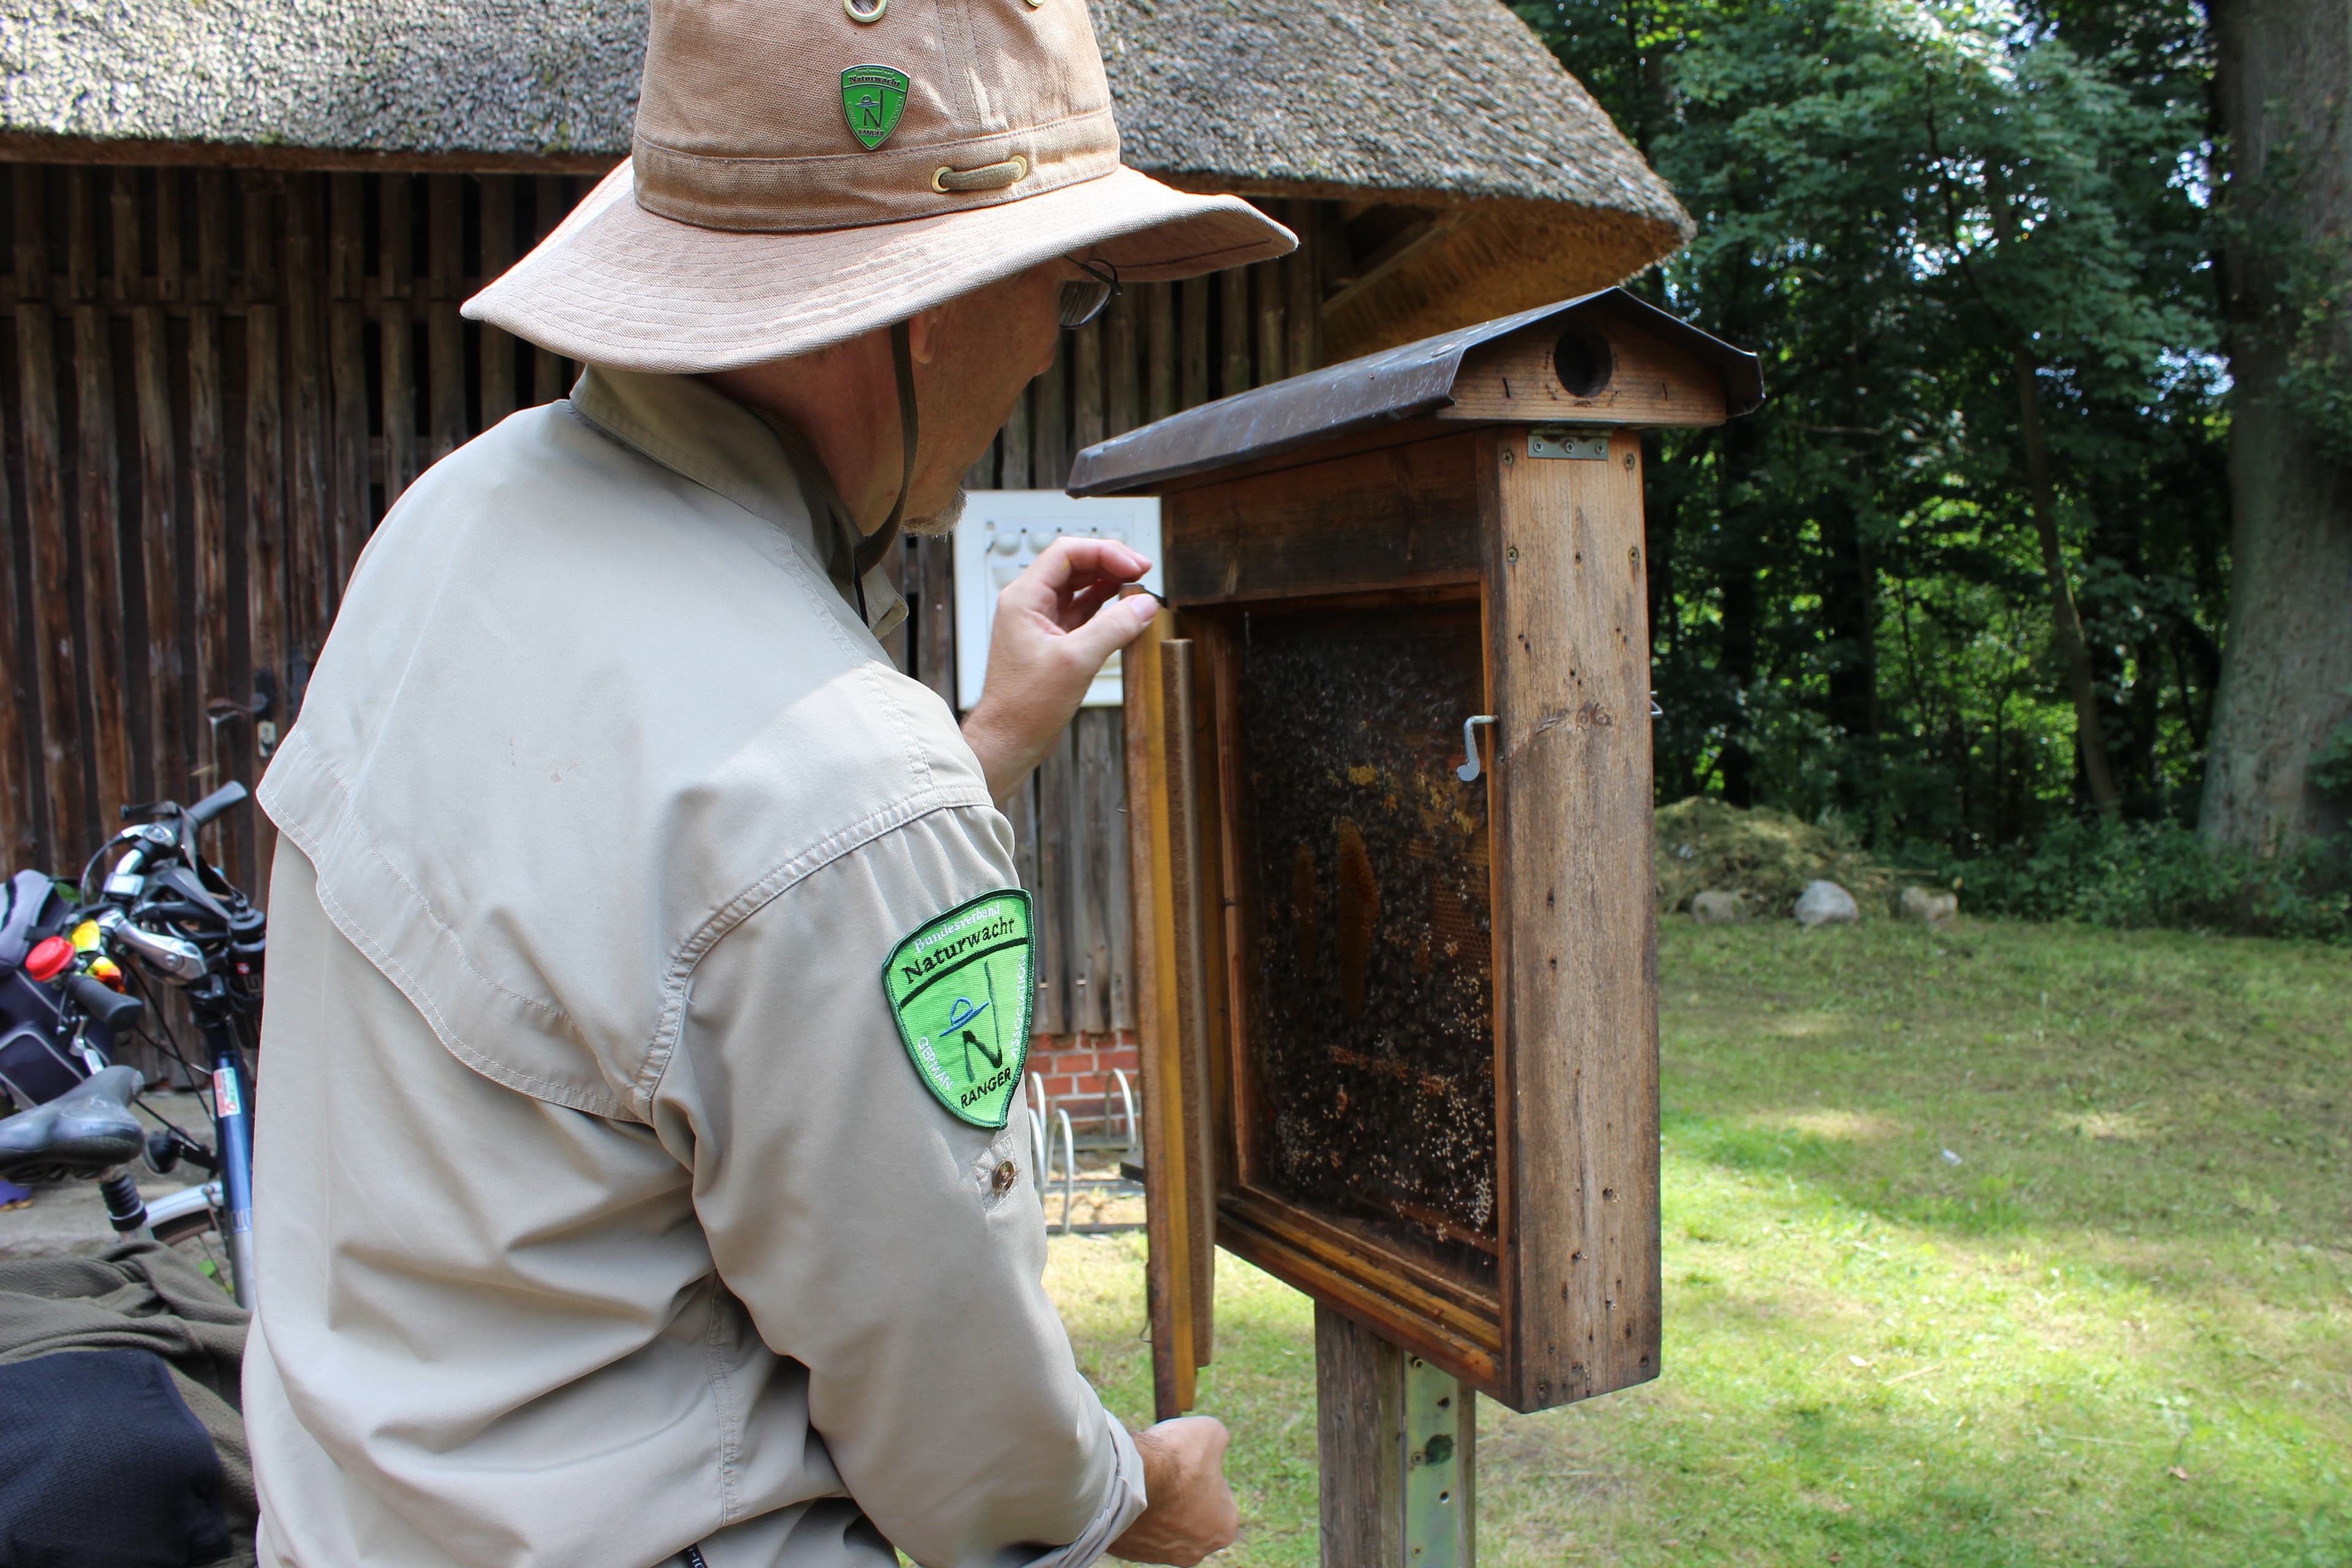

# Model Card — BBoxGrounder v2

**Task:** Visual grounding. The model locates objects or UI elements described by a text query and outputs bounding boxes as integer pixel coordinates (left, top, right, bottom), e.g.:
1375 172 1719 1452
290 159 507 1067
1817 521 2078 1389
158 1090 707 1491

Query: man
241 1 1293 1564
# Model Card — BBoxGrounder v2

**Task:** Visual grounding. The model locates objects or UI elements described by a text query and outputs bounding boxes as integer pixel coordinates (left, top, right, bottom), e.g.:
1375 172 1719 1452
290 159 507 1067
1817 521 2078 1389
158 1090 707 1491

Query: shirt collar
568 366 908 639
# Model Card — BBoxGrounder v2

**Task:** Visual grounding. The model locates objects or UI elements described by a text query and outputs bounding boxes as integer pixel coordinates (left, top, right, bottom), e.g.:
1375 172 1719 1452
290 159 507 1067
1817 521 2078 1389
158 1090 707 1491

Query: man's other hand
1110 1415 1238 1566
960 536 1158 802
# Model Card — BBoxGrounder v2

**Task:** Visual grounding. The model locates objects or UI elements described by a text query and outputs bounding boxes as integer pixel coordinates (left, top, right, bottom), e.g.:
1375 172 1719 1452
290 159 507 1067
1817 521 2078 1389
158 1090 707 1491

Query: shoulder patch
882 889 1035 1129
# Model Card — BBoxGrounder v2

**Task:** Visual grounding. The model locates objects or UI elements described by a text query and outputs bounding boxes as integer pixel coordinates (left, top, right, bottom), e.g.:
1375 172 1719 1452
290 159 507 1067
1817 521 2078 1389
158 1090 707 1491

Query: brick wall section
1027 1030 1141 1128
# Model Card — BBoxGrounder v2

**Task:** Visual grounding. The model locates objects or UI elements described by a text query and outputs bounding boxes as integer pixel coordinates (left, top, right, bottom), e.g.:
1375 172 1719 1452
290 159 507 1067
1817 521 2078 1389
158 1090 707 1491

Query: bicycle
0 783 263 1306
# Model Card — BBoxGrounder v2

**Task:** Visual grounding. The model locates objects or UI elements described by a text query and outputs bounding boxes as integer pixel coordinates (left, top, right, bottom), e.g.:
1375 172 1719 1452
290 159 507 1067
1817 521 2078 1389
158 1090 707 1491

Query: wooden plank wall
982 200 1321 1040
0 157 1322 1048
0 163 595 897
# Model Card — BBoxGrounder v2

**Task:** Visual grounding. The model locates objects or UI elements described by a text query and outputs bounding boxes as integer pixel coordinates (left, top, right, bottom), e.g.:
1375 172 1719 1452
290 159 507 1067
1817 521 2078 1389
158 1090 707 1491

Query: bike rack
1109 1068 1138 1163
1025 1076 1051 1198
1054 1108 1077 1232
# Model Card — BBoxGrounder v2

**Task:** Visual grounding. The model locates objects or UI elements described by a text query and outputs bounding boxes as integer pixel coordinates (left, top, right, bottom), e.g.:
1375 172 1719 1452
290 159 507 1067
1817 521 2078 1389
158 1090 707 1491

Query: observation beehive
1074 288 1761 1417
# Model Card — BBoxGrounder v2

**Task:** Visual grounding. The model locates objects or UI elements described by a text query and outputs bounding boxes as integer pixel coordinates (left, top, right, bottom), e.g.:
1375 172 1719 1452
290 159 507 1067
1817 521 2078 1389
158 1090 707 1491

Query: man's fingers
1064 585 1158 666
1036 533 1150 584
1062 579 1124 630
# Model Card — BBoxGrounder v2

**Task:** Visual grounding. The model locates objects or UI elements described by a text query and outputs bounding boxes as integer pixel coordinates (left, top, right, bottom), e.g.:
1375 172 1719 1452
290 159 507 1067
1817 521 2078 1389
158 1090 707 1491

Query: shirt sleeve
649 803 1146 1568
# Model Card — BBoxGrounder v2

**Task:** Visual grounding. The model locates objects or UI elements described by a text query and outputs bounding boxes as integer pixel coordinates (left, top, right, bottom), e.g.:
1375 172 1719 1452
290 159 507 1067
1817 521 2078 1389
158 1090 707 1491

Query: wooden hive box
1072 288 1762 1417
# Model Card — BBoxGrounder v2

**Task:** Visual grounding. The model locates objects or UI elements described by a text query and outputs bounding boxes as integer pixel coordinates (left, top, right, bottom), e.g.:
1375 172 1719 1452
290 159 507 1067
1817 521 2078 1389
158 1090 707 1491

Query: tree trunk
2203 0 2352 852
2011 346 2122 812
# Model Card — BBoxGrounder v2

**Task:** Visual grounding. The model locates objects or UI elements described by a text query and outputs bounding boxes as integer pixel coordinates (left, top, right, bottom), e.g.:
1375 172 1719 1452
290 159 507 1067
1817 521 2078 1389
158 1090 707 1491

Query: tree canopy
1514 0 2232 860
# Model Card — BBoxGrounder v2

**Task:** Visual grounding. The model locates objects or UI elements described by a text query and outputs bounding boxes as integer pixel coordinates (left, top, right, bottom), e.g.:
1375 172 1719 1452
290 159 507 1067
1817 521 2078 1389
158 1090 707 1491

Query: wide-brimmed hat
466 0 1297 375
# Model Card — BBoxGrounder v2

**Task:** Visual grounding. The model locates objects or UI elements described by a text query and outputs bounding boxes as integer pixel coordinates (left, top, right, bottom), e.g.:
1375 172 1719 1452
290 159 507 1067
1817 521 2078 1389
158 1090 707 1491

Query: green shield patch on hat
841 65 910 151
882 890 1034 1128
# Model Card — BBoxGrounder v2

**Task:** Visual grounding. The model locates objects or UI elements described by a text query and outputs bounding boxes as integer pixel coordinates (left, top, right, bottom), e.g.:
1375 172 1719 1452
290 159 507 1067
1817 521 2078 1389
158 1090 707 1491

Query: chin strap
852 318 918 600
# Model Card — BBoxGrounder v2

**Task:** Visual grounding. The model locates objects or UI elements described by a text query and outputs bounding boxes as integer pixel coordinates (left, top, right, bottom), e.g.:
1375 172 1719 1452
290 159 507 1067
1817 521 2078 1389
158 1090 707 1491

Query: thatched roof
0 0 1687 349
0 0 1680 208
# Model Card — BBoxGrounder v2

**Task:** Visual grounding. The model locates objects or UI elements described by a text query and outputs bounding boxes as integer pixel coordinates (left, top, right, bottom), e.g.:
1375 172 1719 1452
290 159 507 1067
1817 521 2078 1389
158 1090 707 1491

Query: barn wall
0 160 1329 1096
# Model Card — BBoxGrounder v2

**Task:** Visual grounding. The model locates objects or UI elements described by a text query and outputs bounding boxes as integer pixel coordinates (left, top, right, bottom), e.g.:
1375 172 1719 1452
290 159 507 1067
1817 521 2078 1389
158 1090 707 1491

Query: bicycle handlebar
64 971 145 1031
185 782 250 831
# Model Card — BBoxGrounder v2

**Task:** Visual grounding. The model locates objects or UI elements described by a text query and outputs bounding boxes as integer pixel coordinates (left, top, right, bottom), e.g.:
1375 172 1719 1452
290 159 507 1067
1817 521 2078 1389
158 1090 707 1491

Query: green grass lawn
1047 918 2352 1567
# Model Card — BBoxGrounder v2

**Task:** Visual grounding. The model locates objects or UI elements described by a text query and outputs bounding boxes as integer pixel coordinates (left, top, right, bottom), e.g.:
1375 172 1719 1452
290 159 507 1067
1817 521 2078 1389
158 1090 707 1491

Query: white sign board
953 491 1163 712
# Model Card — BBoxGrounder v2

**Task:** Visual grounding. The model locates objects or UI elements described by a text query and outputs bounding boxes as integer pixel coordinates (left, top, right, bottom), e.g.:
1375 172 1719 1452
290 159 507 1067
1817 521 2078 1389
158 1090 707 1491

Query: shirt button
992 1159 1018 1194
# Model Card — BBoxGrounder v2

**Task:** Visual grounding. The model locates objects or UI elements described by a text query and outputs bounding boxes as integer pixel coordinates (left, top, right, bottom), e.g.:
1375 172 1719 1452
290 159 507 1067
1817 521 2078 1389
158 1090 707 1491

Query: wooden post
326 173 369 595
1180 276 1210 412
478 176 517 429
531 176 571 406
908 533 956 708
1317 1306 1476 1568
1105 288 1139 438
244 175 287 889
70 170 135 832
426 174 466 466
1035 722 1075 1036
131 295 187 805
999 382 1033 489
1033 339 1068 492
190 173 236 871
1286 198 1322 376
1218 268 1248 401
284 173 330 677
0 339 36 869
1253 258 1286 388
1071 317 1104 456
380 174 418 507
1146 283 1177 426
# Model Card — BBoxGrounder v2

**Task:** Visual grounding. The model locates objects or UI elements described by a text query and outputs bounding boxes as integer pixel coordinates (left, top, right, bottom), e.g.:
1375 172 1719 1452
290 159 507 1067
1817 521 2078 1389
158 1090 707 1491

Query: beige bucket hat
465 0 1297 375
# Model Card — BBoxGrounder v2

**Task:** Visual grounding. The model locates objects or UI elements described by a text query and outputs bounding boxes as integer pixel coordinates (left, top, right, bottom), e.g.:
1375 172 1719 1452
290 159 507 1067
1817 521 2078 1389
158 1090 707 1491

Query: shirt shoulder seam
633 790 997 1117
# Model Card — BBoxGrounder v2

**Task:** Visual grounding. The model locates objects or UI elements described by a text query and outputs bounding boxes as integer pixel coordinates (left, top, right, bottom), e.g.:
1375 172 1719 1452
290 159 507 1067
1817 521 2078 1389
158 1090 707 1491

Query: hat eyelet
845 0 888 21
932 155 1029 194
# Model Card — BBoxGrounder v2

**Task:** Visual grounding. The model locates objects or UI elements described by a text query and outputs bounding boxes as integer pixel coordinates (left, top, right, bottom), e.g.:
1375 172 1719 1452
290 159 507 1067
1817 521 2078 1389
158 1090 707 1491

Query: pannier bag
0 869 118 1112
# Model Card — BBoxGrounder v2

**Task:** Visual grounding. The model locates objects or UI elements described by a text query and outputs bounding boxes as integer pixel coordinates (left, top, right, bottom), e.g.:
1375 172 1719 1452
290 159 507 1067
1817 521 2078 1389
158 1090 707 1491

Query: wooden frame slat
1218 268 1248 402
283 173 330 674
131 304 186 802
1125 613 1200 1418
380 174 418 507
426 173 466 466
187 191 234 868
70 172 135 833
478 176 516 429
242 172 287 886
0 324 37 868
1034 722 1075 1036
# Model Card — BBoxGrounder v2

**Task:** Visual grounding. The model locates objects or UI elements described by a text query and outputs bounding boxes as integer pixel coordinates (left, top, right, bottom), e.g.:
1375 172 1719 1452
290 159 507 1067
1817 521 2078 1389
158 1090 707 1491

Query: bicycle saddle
0 1065 144 1183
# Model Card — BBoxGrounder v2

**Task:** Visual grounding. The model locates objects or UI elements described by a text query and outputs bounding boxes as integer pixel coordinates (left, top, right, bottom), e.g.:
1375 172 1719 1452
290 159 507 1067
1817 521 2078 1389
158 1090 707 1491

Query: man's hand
960 537 1158 802
1110 1416 1238 1566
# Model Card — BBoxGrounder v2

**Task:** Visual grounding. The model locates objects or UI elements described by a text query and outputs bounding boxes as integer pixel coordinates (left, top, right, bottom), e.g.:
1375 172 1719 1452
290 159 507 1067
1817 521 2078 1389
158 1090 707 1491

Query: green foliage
1511 0 2230 846
1919 813 2351 940
1051 919 2352 1566
2310 692 2352 804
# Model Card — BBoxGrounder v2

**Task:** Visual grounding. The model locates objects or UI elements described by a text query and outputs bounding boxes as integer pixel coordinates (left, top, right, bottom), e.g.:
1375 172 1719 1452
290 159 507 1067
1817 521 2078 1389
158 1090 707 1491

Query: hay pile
1653 797 1895 918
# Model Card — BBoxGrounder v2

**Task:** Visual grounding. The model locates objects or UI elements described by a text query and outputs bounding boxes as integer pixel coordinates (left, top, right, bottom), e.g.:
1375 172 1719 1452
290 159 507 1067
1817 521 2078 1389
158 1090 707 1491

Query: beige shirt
244 368 1144 1568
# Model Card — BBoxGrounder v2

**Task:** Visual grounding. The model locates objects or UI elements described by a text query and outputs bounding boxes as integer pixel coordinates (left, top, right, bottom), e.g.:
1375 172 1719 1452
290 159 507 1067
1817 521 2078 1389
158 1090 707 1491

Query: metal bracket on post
1317 1306 1476 1568
1402 1354 1471 1568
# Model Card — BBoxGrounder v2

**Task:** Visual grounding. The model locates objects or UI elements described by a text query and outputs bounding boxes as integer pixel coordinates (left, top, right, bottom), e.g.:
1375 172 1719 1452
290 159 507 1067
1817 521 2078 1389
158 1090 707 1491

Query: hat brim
464 161 1296 374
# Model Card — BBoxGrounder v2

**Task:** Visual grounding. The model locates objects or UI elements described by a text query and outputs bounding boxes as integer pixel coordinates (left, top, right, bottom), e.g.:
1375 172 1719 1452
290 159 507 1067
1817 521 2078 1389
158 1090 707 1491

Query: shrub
1921 815 2350 942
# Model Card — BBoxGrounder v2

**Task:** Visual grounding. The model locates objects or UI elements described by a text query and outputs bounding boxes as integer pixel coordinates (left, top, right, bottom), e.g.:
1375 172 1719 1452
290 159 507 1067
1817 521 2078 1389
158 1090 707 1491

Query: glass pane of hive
1227 598 1497 1287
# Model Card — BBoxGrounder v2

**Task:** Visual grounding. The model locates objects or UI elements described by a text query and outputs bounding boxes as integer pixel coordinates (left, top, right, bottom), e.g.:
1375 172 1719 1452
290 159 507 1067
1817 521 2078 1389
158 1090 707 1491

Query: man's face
903 260 1075 533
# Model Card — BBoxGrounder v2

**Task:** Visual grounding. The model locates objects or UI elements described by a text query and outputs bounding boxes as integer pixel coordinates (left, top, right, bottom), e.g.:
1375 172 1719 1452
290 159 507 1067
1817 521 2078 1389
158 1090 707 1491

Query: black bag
0 1349 235 1568
0 870 112 1113
0 1243 253 1568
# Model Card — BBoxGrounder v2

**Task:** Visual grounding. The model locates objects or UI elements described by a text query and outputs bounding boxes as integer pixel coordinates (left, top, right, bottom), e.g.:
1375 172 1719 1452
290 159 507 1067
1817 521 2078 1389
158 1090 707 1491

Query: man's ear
908 306 943 366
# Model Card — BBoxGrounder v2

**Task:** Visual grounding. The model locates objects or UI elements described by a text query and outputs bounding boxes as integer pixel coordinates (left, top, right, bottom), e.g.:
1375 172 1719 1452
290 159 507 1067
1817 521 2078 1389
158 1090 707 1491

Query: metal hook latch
1457 715 1497 783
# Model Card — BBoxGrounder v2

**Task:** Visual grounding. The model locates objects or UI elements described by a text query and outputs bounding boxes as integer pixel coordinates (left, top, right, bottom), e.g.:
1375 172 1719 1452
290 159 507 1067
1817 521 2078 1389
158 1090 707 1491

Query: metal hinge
1528 426 1610 461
